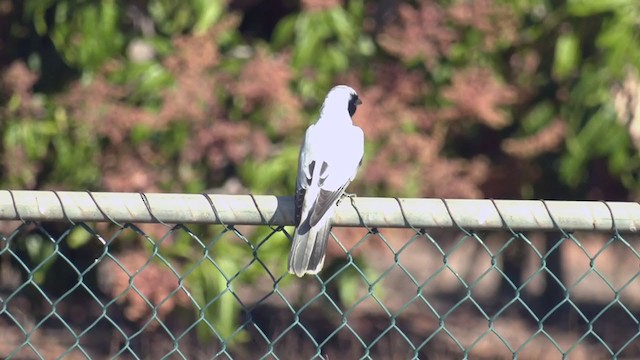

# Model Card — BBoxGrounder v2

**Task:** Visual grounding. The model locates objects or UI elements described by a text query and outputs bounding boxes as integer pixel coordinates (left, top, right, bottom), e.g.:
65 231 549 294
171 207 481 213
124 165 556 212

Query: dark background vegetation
1 0 639 358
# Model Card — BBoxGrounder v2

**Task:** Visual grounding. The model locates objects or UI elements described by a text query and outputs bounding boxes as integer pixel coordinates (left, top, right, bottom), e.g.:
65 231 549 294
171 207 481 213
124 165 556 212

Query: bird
288 85 364 277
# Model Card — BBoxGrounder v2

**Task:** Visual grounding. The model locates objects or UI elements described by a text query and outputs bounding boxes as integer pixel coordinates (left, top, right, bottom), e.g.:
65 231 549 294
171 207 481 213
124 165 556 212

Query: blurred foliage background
2 0 640 200
2 0 639 200
1 0 640 356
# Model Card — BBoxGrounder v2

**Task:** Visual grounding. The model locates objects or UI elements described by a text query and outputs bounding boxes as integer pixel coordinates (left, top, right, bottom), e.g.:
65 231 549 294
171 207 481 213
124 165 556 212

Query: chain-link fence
1 191 640 359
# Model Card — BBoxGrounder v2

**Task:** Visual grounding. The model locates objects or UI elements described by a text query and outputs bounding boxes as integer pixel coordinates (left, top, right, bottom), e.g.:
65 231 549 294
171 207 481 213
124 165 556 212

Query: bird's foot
337 192 357 206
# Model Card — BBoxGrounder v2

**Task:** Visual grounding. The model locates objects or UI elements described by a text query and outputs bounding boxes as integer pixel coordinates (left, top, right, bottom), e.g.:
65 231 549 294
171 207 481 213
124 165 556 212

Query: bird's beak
356 99 363 105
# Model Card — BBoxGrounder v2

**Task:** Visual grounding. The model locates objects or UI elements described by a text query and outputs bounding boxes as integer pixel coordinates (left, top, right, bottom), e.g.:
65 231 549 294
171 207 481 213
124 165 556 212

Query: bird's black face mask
348 93 362 117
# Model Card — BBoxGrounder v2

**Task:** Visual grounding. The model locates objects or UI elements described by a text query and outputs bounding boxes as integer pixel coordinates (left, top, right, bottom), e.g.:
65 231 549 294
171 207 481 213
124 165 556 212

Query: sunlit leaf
67 226 92 249
553 32 580 80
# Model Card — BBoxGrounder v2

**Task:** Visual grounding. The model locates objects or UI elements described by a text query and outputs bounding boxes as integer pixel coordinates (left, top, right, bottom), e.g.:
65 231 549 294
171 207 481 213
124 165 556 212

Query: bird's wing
307 126 364 227
294 125 316 226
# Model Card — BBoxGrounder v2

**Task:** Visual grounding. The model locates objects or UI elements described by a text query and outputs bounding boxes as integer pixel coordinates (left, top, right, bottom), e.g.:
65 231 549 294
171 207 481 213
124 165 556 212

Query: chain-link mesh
1 195 640 359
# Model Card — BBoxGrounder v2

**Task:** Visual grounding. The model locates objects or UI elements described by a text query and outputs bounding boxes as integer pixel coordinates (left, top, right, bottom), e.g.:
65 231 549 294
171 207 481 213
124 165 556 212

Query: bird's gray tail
288 218 332 277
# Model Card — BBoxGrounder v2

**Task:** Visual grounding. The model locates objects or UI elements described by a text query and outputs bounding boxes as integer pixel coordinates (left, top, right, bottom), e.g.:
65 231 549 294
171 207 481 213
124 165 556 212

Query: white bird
288 85 364 277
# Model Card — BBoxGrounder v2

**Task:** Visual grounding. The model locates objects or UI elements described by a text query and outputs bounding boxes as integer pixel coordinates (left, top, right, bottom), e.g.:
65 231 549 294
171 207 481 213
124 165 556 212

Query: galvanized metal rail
1 190 639 232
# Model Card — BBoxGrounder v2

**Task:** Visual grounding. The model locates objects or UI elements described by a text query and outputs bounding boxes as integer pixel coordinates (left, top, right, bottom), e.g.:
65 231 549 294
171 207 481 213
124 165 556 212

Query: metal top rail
1 190 639 232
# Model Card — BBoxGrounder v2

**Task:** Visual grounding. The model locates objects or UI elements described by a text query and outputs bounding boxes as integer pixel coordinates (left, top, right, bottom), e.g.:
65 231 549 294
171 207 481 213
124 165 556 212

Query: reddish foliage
378 1 458 69
351 65 432 141
449 0 519 51
234 48 302 136
98 251 189 325
183 120 271 171
1 62 44 188
59 19 272 192
502 119 567 159
1 61 40 116
442 67 519 129
160 27 223 125
341 63 492 198
301 0 341 12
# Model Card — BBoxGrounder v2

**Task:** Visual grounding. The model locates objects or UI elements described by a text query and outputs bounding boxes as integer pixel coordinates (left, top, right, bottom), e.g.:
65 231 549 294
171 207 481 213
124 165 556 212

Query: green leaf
597 14 640 73
67 226 93 249
24 233 57 284
271 15 296 48
327 8 353 44
239 146 299 193
48 0 124 71
568 0 633 16
193 0 224 33
324 46 349 72
521 102 555 133
553 32 580 80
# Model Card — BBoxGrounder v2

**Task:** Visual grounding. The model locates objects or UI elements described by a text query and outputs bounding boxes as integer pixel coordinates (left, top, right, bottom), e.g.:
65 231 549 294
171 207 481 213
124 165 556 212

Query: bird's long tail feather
288 218 332 277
